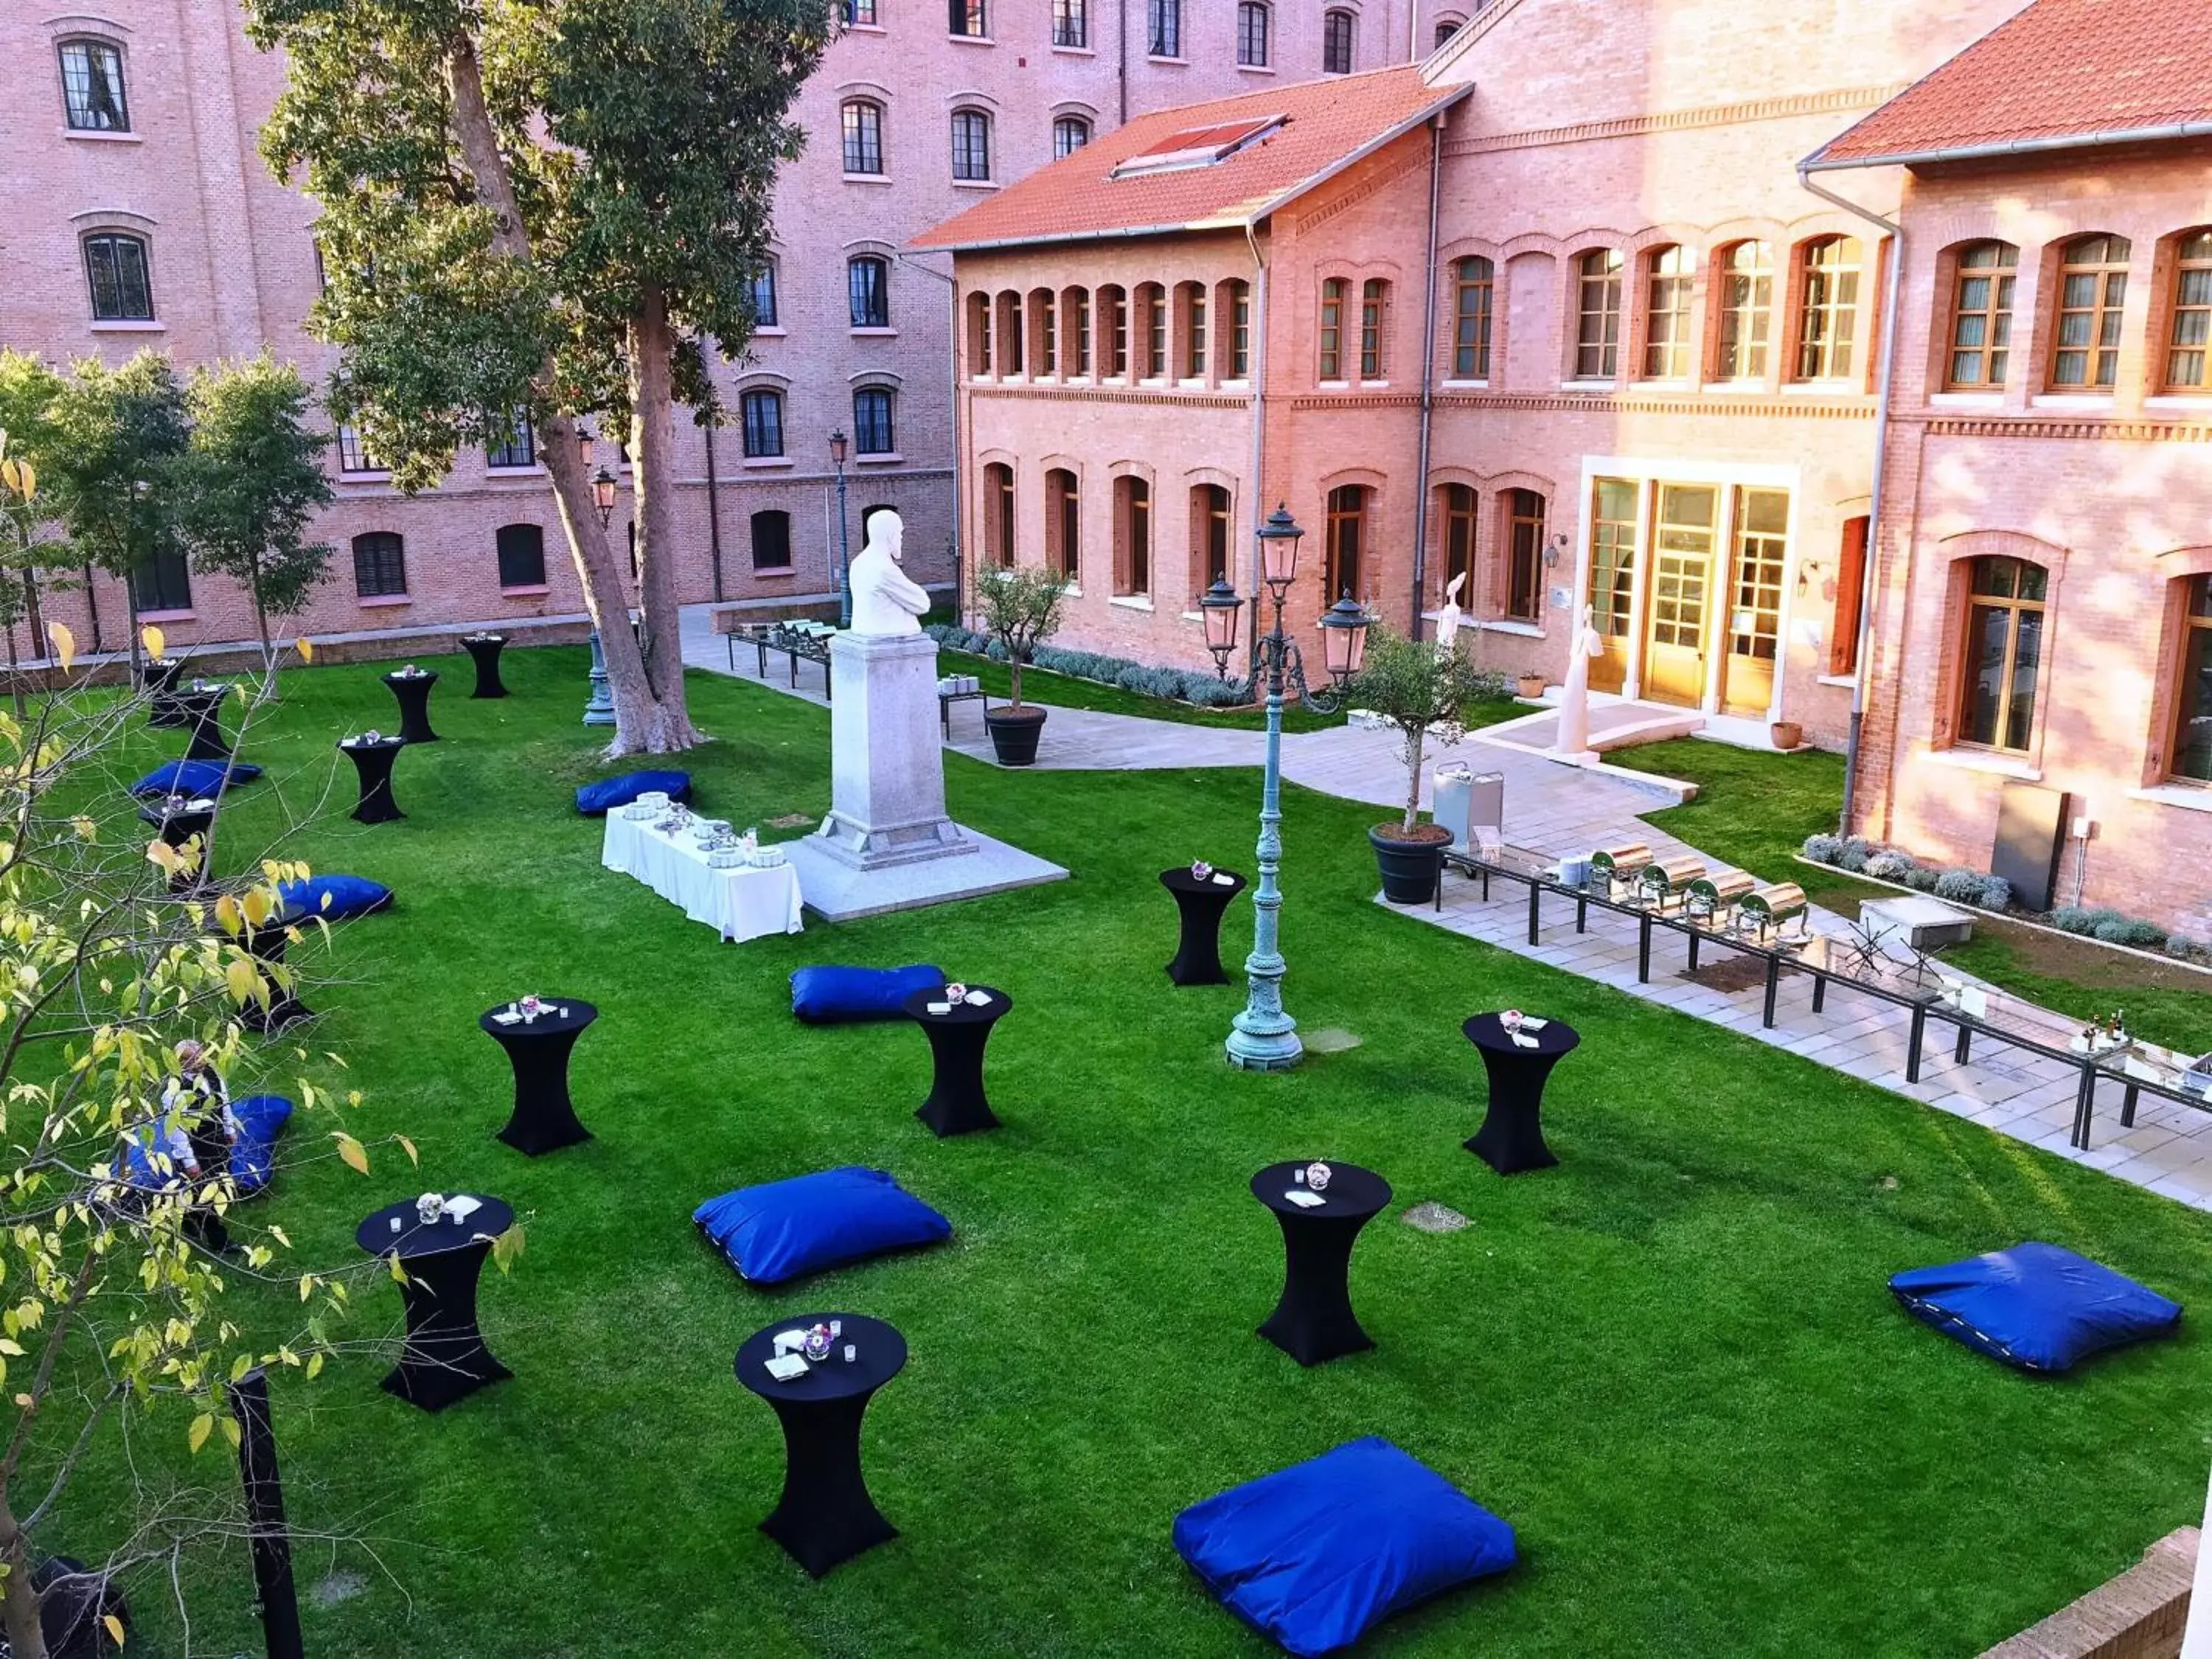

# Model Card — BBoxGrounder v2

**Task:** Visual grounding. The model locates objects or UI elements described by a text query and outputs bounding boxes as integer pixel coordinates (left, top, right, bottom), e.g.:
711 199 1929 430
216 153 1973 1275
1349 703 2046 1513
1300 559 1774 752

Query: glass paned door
1642 484 1717 707
1586 478 1638 693
1721 487 1789 715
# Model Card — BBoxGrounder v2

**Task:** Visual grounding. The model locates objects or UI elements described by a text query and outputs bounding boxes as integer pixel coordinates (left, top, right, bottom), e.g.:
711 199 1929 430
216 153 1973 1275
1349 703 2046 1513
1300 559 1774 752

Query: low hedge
925 624 1254 709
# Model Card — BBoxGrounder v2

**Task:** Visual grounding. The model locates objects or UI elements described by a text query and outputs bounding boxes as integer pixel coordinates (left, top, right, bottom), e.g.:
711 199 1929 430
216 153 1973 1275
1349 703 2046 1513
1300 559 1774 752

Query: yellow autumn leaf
223 956 260 1007
333 1132 368 1175
187 1412 212 1453
240 886 271 928
46 623 73 671
102 1613 123 1647
212 893 242 936
306 1351 324 1380
386 1251 408 1285
71 816 95 841
222 1416 242 1450
268 1224 291 1248
397 1135 418 1167
141 624 166 661
296 636 316 663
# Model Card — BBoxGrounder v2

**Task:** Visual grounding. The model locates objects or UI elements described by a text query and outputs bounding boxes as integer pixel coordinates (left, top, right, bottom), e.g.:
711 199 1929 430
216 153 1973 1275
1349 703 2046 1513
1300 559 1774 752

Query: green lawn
55 656 2212 1657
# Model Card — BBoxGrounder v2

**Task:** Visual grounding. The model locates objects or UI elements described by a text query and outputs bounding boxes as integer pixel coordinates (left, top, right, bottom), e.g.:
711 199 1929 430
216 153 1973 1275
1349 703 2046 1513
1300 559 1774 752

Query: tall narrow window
751 261 779 328
1795 236 1861 380
1224 279 1251 378
847 257 889 329
1065 288 1091 375
984 462 1015 568
1101 285 1128 376
1946 241 2017 389
352 532 407 599
2164 231 2212 392
486 412 536 469
2171 575 2212 783
1324 485 1365 600
1641 245 1692 380
1000 290 1024 372
1359 279 1388 379
967 291 992 375
1197 484 1231 590
841 100 884 175
1322 8 1354 72
1439 483 1476 600
949 0 987 37
1046 469 1079 580
2049 234 2130 389
1182 283 1207 378
1052 0 1088 48
1318 278 1346 379
844 0 878 21
1573 249 1622 380
853 388 894 455
1829 516 1868 677
1503 489 1543 622
58 38 128 131
740 389 785 458
1116 476 1152 594
1142 285 1167 378
1053 115 1091 159
950 110 992 181
1452 257 1493 379
496 524 548 588
132 546 192 614
1589 478 1638 658
83 232 153 321
1959 556 2047 753
1147 0 1181 57
1237 2 1270 66
749 510 793 571
1714 241 1772 380
1034 288 1057 374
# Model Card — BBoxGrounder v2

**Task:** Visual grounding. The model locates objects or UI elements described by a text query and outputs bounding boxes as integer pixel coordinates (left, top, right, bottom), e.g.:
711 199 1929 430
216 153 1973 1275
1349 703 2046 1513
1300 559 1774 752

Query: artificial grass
47 653 2212 1658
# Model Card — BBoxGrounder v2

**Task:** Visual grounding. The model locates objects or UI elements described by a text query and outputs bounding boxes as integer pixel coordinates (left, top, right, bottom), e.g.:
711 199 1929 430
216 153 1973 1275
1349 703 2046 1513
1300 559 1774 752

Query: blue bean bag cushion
122 1093 292 1198
574 770 692 816
693 1166 951 1285
1174 1438 1517 1658
129 759 262 799
790 964 946 1025
1890 1242 2182 1373
278 874 393 922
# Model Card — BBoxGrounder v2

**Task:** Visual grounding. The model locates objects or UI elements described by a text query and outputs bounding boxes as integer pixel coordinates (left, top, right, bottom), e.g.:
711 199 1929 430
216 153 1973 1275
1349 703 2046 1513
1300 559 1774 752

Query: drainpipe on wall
703 418 726 602
1407 111 1445 642
1116 0 1129 126
1796 165 1903 839
1243 220 1270 685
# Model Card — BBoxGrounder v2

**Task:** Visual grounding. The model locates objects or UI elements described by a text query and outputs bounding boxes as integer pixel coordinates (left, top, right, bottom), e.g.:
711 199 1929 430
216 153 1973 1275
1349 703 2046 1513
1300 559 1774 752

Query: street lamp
591 466 618 529
827 429 852 629
1221 504 1370 1073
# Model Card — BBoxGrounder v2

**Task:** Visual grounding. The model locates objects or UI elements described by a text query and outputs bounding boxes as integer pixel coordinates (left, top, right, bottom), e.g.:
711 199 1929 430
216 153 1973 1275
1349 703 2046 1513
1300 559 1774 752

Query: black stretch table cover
139 801 215 892
355 1196 514 1411
734 1312 907 1577
338 737 406 824
462 635 507 699
241 924 314 1032
173 686 232 762
1462 1014 1581 1175
479 999 597 1155
383 671 441 744
1158 868 1247 986
1251 1161 1391 1366
902 985 1012 1136
141 658 187 726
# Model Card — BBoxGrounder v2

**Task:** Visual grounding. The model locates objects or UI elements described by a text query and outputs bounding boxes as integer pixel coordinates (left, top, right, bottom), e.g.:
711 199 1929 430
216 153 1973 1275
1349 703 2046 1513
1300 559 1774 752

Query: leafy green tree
0 354 78 716
38 353 191 675
175 355 334 695
1342 622 1498 833
248 0 835 755
975 566 1071 709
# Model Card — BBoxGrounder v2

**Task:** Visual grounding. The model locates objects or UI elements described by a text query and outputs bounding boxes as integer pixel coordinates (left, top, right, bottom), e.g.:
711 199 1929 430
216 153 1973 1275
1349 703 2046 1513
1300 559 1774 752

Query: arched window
751 260 779 328
352 532 407 599
1052 0 1088 48
1062 286 1091 375
1434 17 1465 49
1028 287 1056 375
841 100 884 175
1237 2 1270 66
1794 236 1861 380
1322 8 1354 72
1573 249 1622 380
1501 488 1544 622
1324 486 1366 600
58 38 128 131
1147 0 1182 58
2163 230 2212 392
496 524 546 588
2049 233 2129 389
984 462 1015 568
1134 282 1166 378
1220 279 1251 378
1642 245 1693 380
1318 278 1346 380
1944 240 2017 389
950 109 992 182
740 389 784 458
1359 279 1389 379
1959 556 2047 753
949 0 987 37
848 255 890 328
966 291 992 375
1099 285 1128 377
1046 469 1079 580
1191 483 1231 600
1451 257 1492 379
1438 482 1476 601
2171 575 2212 783
748 510 792 571
1714 241 1772 380
853 388 895 454
1114 476 1151 594
1053 115 1091 159
997 290 1024 372
83 232 153 321
1179 282 1208 378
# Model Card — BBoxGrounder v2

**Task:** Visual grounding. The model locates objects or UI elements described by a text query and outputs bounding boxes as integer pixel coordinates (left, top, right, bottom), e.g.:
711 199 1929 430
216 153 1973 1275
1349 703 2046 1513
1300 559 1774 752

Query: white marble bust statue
848 509 930 636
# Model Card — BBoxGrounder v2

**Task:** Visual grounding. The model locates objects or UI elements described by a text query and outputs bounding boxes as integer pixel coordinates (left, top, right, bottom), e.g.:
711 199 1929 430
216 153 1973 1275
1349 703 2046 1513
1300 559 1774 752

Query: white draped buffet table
601 814 804 944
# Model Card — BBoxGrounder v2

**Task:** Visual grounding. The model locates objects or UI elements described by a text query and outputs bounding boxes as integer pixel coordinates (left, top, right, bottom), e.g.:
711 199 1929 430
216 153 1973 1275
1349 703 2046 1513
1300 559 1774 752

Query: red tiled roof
1807 0 2212 169
911 67 1468 251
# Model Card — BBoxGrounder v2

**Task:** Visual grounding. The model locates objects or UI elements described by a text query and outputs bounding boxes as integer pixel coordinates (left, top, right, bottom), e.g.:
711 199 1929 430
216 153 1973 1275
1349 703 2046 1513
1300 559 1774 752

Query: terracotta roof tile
911 66 1468 251
1809 0 2212 168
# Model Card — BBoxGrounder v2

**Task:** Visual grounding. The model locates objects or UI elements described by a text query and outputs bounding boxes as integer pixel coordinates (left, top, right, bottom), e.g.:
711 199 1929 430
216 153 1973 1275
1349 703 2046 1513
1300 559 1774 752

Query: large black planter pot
1368 827 1448 906
984 706 1048 767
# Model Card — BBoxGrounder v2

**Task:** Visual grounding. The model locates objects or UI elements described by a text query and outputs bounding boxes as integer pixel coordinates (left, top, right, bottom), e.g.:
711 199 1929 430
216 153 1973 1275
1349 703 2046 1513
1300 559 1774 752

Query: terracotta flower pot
1516 674 1546 700
1770 720 1803 751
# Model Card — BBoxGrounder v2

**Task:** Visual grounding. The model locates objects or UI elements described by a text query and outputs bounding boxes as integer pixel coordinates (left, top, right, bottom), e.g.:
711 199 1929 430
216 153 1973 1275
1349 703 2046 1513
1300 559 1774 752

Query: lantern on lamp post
591 466 619 530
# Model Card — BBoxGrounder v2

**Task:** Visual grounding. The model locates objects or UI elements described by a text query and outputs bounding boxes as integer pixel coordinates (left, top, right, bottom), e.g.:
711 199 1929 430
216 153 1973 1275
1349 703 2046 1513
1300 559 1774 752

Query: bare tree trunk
248 569 277 703
441 32 693 757
1402 723 1426 833
0 1503 46 1659
627 285 700 749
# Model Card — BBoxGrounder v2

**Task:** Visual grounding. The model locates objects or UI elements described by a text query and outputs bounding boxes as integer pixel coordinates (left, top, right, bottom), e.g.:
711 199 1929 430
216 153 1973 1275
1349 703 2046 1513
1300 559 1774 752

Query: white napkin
1511 1032 1540 1048
445 1195 481 1225
926 1001 953 1016
1281 1189 1325 1208
1211 872 1234 886
764 1354 810 1382
491 1012 521 1026
964 990 992 1006
1518 1016 1548 1032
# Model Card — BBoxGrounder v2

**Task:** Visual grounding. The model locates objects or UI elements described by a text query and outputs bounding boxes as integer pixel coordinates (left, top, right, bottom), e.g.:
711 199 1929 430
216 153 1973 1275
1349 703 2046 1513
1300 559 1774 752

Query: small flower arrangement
1191 860 1214 881
397 663 424 678
801 1323 835 1363
414 1192 445 1225
1500 1009 1524 1032
944 982 968 1003
1305 1161 1333 1193
520 994 542 1018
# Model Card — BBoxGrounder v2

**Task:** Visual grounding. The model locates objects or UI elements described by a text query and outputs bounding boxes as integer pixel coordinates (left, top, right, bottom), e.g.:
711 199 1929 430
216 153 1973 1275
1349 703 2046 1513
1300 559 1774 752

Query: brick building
0 0 1433 655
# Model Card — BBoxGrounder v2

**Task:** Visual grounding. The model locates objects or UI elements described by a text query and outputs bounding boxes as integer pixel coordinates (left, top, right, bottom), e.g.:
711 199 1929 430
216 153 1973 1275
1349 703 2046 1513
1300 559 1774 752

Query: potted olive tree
1343 622 1495 905
975 564 1070 767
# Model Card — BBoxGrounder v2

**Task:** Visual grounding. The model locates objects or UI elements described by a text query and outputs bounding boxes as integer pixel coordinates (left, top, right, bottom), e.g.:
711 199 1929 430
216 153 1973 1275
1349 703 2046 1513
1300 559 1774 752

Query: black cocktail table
902 985 1011 1136
1158 867 1246 986
383 670 440 743
462 634 507 699
734 1313 906 1577
173 685 232 762
1250 1161 1391 1366
240 922 314 1032
479 999 597 1155
338 736 406 824
140 658 186 726
1462 1014 1581 1175
139 797 216 892
355 1195 515 1411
